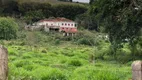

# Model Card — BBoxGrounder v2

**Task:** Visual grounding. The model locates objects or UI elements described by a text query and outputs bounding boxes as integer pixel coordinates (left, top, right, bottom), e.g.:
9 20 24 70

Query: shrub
0 17 18 40
116 49 132 63
61 50 74 57
54 39 61 45
14 60 32 67
22 53 32 59
0 40 5 45
24 10 45 24
18 2 51 14
31 67 67 80
52 4 88 19
68 59 82 66
70 66 130 80
41 49 47 53
77 38 94 46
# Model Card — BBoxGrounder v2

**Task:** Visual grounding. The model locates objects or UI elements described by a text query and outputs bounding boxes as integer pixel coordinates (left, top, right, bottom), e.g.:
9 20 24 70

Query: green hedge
0 17 18 40
0 1 88 23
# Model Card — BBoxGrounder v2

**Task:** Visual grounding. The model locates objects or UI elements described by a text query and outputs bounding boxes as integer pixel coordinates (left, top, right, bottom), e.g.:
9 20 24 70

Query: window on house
62 23 64 25
65 23 67 26
75 24 77 27
71 24 73 26
68 24 70 26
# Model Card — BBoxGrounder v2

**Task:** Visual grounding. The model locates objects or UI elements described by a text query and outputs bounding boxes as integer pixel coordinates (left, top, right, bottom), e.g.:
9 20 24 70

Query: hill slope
17 0 84 5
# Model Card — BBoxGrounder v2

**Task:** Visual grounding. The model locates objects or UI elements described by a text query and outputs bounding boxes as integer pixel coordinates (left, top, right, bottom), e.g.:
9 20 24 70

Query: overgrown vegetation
0 0 88 23
7 44 131 80
1 32 131 80
0 17 18 40
0 29 138 80
0 0 141 79
90 0 142 58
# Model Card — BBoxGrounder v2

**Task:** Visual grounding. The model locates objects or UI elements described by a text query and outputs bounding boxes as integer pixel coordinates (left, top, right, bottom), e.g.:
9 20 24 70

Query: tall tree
0 0 10 5
90 0 142 57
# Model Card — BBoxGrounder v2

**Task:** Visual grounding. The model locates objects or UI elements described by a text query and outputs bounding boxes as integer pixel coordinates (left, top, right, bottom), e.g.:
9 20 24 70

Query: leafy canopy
0 17 18 40
91 0 142 45
90 0 142 56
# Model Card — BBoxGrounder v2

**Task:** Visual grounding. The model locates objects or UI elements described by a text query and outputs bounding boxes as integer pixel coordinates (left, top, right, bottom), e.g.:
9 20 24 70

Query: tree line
89 0 142 58
0 0 88 24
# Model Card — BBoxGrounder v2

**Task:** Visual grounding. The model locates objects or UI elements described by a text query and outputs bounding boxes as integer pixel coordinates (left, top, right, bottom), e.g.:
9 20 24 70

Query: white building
72 0 90 3
36 17 78 33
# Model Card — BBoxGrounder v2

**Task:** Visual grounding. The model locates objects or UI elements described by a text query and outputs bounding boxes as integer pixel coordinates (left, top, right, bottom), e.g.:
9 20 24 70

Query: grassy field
7 45 131 80
0 31 132 80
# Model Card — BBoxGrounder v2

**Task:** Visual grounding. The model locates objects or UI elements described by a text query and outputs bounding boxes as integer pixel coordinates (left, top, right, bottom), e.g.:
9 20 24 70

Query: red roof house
37 17 78 33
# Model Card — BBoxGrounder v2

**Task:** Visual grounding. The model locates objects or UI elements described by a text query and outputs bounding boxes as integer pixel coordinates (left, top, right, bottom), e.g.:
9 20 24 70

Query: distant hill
16 0 85 5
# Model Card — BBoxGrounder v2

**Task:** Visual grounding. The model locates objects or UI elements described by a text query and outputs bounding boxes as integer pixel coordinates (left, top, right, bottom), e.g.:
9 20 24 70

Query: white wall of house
37 21 77 28
58 22 77 28
37 22 46 26
72 0 90 3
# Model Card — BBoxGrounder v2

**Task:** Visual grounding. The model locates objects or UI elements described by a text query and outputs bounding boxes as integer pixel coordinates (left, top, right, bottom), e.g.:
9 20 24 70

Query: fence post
0 45 8 80
132 60 142 80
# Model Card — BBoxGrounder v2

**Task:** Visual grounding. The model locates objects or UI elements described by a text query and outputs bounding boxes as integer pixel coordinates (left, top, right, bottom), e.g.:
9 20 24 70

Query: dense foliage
90 0 142 57
0 30 131 80
0 17 18 40
75 13 98 30
0 0 140 79
0 1 88 23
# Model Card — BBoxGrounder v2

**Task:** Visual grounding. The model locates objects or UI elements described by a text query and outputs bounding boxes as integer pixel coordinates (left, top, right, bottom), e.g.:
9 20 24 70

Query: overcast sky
72 0 90 3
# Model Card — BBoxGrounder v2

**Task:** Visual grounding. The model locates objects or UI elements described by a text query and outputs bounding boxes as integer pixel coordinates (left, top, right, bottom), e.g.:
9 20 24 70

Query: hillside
16 0 85 5
1 31 131 80
0 0 141 79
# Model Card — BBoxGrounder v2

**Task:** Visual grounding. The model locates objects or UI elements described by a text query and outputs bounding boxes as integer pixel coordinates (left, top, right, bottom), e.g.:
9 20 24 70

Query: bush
77 38 94 46
31 67 67 80
68 59 82 66
73 30 104 46
52 4 88 19
54 39 61 45
70 66 130 80
24 10 45 24
0 17 18 40
41 49 47 53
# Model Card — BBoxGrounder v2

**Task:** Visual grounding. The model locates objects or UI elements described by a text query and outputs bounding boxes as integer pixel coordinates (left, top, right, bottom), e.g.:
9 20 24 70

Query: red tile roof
39 17 74 22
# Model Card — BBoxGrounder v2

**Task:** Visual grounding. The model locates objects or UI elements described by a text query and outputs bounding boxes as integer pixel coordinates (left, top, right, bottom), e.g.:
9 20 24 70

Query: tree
0 0 13 6
24 10 45 24
90 0 142 57
2 0 19 16
75 13 98 30
0 17 18 40
52 4 88 20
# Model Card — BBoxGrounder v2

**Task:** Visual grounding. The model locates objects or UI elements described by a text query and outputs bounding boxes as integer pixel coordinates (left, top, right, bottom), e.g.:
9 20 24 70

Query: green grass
0 31 132 80
7 45 131 80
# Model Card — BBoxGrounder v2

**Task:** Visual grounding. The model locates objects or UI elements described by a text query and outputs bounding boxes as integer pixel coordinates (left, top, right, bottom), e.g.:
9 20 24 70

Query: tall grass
7 44 131 80
3 30 133 80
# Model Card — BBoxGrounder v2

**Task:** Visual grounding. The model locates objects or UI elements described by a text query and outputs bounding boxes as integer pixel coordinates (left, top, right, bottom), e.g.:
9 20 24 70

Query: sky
72 0 90 3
